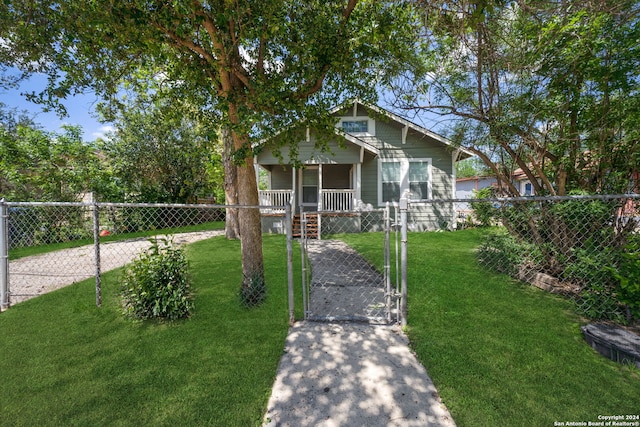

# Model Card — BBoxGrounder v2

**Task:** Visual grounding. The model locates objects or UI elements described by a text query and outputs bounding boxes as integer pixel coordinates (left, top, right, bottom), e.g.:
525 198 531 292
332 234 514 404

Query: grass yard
341 229 640 427
0 234 299 427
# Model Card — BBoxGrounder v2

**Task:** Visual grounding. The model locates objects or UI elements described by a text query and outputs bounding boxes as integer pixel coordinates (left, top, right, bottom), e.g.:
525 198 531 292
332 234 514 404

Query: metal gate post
285 203 295 324
92 195 102 307
300 211 309 318
384 203 392 323
399 197 408 327
0 199 9 311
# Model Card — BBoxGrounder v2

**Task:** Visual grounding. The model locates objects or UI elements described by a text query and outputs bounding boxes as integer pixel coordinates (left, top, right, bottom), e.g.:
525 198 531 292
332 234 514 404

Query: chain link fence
3 195 637 329
0 201 289 313
411 194 640 328
300 208 400 324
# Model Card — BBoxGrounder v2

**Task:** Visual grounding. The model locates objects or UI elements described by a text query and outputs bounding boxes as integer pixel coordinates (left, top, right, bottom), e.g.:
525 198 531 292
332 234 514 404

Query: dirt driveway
6 230 224 306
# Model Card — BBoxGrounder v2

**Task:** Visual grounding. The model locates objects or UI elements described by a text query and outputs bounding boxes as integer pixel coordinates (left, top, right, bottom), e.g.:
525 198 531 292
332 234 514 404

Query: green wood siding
258 105 455 211
256 132 360 165
358 118 455 207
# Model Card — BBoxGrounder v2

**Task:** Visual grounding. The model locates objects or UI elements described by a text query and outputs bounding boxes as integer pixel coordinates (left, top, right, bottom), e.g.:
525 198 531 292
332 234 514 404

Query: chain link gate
299 207 400 324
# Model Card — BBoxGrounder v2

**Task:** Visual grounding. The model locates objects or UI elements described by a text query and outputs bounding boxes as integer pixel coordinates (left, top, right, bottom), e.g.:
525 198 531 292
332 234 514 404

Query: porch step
293 214 319 239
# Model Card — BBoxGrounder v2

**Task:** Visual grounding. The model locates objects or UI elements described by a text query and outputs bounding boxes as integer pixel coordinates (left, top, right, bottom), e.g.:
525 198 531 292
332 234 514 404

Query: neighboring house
255 100 473 234
455 171 535 221
456 171 534 200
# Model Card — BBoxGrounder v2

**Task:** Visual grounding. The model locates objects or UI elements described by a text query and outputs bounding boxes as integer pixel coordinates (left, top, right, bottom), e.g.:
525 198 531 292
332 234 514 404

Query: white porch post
292 167 297 214
355 163 362 207
318 164 323 211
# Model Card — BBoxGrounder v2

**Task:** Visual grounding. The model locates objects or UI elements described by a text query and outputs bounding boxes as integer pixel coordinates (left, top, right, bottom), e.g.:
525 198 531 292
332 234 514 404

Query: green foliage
577 285 627 325
402 1 640 196
611 236 640 321
2 0 422 295
456 157 490 178
0 235 295 426
477 229 529 277
0 114 107 201
470 187 496 227
471 196 639 324
121 237 193 320
98 82 222 204
342 230 640 425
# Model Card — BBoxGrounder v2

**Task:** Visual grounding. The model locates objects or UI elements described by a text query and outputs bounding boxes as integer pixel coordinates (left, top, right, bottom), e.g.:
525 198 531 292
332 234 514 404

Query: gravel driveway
6 230 224 306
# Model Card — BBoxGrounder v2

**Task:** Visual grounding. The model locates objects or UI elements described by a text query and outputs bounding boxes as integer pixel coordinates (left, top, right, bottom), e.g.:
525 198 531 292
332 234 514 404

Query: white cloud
92 125 115 140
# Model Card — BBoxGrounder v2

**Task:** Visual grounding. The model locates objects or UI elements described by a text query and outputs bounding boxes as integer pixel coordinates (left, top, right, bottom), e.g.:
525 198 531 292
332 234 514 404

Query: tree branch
293 0 360 100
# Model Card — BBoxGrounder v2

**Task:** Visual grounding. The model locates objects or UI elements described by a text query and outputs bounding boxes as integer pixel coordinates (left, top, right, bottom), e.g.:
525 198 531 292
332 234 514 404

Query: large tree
1 1 420 302
97 74 222 204
395 0 640 196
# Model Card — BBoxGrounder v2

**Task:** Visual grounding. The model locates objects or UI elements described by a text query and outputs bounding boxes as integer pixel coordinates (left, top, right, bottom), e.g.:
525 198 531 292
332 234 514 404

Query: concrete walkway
6 230 224 306
263 239 456 427
263 322 455 427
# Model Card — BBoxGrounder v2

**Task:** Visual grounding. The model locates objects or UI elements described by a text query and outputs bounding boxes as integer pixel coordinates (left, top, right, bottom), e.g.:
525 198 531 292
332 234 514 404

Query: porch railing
321 189 355 211
259 189 356 212
259 190 293 213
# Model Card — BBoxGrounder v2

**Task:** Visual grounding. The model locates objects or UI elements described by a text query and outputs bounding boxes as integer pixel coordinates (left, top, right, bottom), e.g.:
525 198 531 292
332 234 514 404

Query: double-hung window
378 158 432 205
408 160 430 200
381 161 402 203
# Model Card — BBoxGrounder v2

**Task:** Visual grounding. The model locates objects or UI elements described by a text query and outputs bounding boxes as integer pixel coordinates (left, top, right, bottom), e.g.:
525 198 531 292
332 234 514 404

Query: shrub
477 230 529 276
121 237 194 320
470 187 496 227
611 236 640 322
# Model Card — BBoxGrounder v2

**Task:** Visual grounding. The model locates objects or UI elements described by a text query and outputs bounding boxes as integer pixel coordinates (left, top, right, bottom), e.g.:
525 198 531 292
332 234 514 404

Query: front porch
258 188 357 213
257 163 362 214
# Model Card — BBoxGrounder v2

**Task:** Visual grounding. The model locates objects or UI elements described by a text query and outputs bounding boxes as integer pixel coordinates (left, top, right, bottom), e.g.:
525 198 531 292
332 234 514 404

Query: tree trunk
230 126 265 306
222 127 240 240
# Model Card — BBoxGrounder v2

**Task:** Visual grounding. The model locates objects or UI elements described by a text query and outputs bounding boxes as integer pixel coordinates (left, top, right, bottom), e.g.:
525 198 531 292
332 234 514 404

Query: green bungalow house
255 100 474 235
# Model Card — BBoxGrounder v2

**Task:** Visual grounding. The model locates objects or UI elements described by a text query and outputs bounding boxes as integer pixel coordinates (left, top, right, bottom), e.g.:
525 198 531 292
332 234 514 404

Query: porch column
318 164 323 211
355 163 362 207
292 167 297 214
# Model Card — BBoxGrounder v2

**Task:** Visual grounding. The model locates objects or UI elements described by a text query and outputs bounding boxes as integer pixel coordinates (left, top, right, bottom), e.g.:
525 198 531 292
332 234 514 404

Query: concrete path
263 322 456 427
6 230 224 306
264 239 456 427
305 240 387 323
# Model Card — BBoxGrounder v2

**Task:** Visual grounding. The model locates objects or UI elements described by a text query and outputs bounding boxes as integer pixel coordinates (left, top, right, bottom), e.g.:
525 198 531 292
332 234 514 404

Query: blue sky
2 72 113 141
3 70 447 142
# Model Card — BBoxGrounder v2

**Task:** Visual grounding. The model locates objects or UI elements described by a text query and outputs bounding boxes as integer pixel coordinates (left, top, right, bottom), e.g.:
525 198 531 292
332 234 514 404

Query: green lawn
0 234 298 427
341 229 640 427
2 229 638 426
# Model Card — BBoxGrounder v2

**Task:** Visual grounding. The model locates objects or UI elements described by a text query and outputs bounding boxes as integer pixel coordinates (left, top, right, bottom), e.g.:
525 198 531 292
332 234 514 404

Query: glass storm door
300 167 319 211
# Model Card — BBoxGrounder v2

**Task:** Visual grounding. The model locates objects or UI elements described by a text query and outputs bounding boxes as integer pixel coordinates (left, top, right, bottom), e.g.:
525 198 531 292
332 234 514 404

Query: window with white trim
337 117 375 136
378 158 432 205
341 120 368 133
381 161 402 203
409 160 430 200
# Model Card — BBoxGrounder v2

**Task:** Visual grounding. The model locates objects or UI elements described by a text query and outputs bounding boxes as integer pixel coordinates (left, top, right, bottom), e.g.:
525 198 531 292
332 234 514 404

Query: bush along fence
451 194 639 328
0 200 296 320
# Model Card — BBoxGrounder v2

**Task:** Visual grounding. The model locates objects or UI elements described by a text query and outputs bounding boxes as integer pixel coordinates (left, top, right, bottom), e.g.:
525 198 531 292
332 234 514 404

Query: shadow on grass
0 235 300 427
341 229 640 426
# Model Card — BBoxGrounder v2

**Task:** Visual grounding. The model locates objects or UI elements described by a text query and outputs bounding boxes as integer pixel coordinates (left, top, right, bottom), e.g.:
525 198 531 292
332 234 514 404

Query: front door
300 167 319 211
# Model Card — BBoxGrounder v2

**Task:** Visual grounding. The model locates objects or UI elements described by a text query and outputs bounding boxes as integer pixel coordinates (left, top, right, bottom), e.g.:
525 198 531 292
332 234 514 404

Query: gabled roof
338 132 380 156
331 99 475 160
